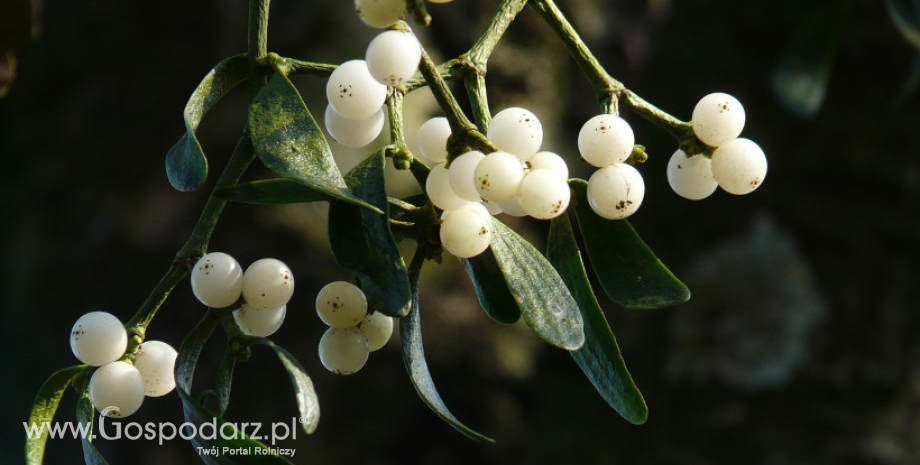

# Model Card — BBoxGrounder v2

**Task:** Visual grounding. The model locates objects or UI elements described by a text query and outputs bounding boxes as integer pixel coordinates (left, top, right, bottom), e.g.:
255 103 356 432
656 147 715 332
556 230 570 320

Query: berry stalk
529 0 692 141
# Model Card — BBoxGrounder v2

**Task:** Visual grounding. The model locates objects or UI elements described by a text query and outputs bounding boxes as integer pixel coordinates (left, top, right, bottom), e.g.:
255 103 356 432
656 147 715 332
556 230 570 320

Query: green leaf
570 179 690 309
488 219 584 350
885 0 920 49
25 365 85 465
166 54 248 191
250 339 320 434
461 253 521 324
401 253 494 443
248 71 377 212
328 152 412 317
76 384 109 465
771 1 853 118
176 387 296 465
216 349 237 417
176 312 295 464
215 178 348 207
547 214 648 425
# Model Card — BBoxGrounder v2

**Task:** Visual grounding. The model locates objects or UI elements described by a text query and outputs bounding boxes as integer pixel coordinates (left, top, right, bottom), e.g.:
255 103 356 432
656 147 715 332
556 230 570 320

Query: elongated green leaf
25 365 85 465
547 214 648 425
329 152 411 317
461 253 520 324
216 349 237 418
216 179 340 206
76 384 109 465
886 0 920 48
176 386 296 465
250 339 320 434
570 179 690 309
771 1 853 118
176 312 295 464
249 71 377 212
166 54 248 191
489 219 584 350
401 253 494 443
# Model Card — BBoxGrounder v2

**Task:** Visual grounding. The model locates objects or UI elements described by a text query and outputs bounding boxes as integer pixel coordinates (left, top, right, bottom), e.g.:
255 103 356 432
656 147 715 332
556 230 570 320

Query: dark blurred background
2 0 920 464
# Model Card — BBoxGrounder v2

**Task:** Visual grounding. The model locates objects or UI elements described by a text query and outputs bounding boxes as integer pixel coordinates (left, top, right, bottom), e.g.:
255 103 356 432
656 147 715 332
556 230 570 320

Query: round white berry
134 341 178 397
440 205 492 258
692 92 746 147
325 104 384 148
487 107 543 159
518 169 571 220
578 114 635 168
417 117 451 163
710 138 767 195
326 60 388 121
474 151 525 203
426 162 471 211
441 202 493 226
315 281 368 329
525 151 569 180
89 361 145 418
359 311 394 351
70 311 128 367
498 196 528 217
233 303 287 338
366 29 422 86
354 0 406 29
319 327 369 375
586 163 645 219
190 252 243 309
448 150 486 202
666 149 718 200
242 258 295 310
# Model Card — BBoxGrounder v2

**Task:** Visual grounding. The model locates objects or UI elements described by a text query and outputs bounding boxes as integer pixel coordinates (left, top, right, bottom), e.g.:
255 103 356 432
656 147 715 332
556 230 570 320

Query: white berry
242 258 295 310
525 151 569 180
426 162 471 211
666 149 718 200
70 311 128 367
440 205 492 258
448 150 486 202
134 341 178 397
366 29 422 86
355 0 406 29
586 163 645 219
518 169 571 220
692 92 746 147
359 311 394 351
325 104 384 148
233 303 287 338
711 138 767 195
190 252 243 309
319 327 370 375
417 117 451 163
474 151 525 203
89 361 145 418
315 281 368 329
487 107 543 159
326 60 388 121
578 114 635 168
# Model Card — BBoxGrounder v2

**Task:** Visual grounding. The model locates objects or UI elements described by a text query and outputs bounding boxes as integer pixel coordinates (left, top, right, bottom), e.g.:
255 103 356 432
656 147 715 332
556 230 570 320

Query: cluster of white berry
668 92 767 199
355 0 456 29
578 114 645 220
422 107 571 258
70 312 177 418
324 29 421 148
315 281 394 375
191 252 294 338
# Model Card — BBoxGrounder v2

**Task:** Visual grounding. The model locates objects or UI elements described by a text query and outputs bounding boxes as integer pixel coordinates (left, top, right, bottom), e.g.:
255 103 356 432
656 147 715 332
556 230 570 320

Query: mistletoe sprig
26 0 769 463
